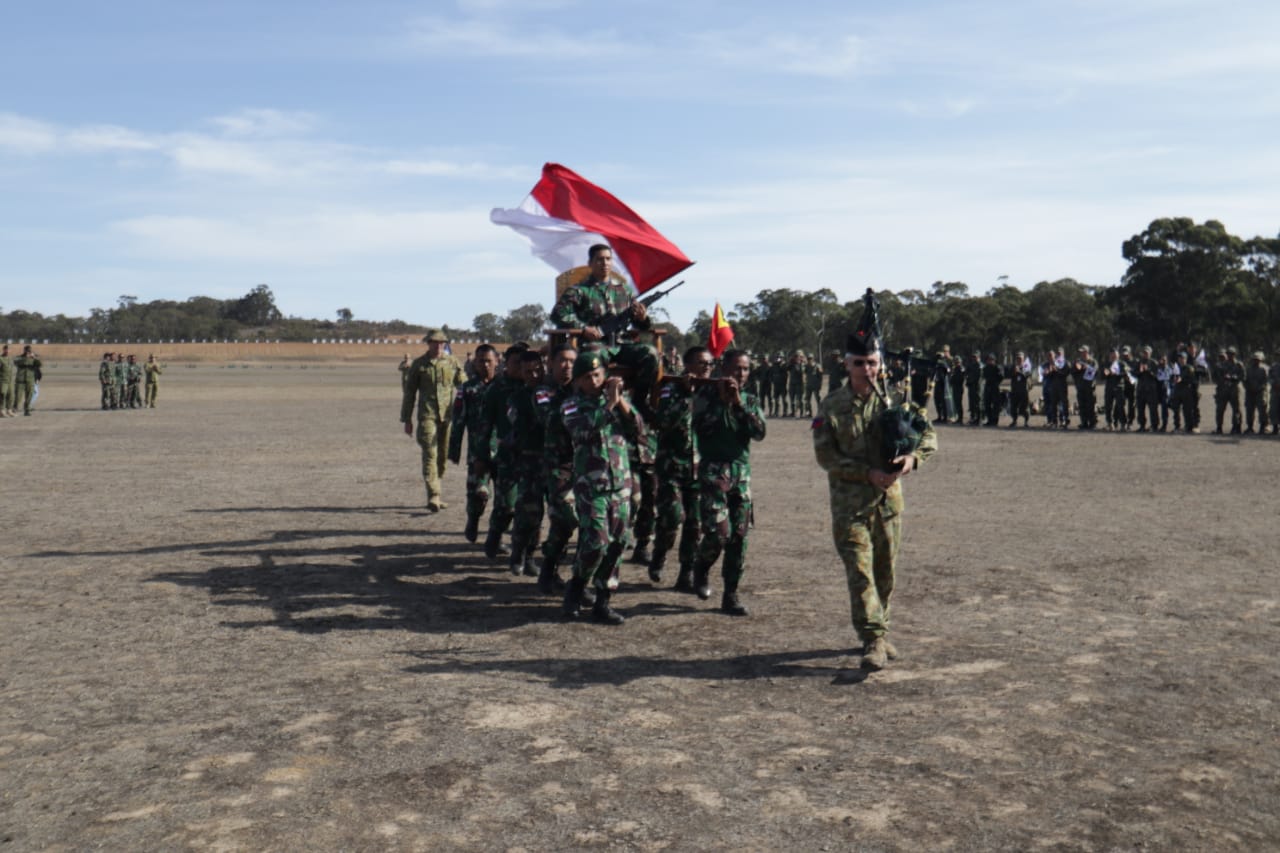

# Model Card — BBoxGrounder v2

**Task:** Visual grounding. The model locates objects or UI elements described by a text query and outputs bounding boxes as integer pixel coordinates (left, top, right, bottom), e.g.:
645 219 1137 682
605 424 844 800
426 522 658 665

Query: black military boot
720 580 749 616
673 564 694 593
647 546 667 584
693 565 712 601
591 588 625 625
631 538 652 565
522 539 540 577
537 553 562 595
483 527 510 560
562 576 586 617
464 511 480 543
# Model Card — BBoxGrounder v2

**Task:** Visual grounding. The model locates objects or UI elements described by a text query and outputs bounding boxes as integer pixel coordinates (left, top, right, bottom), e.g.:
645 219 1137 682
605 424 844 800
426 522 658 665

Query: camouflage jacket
508 381 560 458
145 362 163 383
1213 360 1243 389
0 355 10 382
652 379 700 480
476 375 524 466
14 355 42 383
98 360 112 385
400 353 464 424
550 278 650 344
113 362 126 383
542 382 576 495
561 392 637 496
812 384 937 520
693 387 765 465
126 363 143 384
449 376 494 461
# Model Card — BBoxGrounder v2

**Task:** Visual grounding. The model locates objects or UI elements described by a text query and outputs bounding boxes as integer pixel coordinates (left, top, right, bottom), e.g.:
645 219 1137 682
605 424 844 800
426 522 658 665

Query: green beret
572 352 604 380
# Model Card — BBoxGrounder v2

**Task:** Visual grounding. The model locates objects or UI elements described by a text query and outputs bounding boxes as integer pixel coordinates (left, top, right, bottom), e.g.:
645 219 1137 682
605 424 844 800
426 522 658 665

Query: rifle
597 280 685 342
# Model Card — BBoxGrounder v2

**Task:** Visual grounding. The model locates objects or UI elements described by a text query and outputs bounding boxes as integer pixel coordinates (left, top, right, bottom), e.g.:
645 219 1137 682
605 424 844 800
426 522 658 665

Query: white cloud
383 158 523 179
692 29 868 78
66 125 160 151
210 108 318 138
405 15 624 59
111 207 497 263
0 113 58 152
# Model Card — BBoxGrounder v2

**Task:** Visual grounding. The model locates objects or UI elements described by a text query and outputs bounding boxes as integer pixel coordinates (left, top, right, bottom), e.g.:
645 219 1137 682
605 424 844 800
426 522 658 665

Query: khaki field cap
1227 345 1238 355
426 329 449 343
1079 345 1090 353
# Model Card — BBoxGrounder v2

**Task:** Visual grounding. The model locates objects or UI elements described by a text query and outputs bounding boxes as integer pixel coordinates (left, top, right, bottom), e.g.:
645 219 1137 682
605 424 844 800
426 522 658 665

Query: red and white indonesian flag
490 162 694 294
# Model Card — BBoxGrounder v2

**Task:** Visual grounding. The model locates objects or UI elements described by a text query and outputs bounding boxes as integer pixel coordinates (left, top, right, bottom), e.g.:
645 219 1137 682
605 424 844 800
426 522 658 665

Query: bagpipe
852 289 931 473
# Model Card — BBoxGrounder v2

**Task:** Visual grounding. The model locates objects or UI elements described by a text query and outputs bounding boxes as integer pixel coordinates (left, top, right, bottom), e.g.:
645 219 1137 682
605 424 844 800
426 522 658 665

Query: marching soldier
560 352 637 625
449 344 499 542
506 350 551 577
649 345 713 590
537 345 579 593
400 329 465 512
476 345 528 556
690 349 767 616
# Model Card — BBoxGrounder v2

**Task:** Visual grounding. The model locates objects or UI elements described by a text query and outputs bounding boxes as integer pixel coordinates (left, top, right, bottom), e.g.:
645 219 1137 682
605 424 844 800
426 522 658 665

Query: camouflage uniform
550 277 658 398
126 358 143 408
13 351 42 416
562 391 637 590
804 358 823 416
788 356 806 417
1243 356 1269 433
0 349 16 415
400 350 465 505
98 356 113 410
144 359 163 408
507 381 560 572
627 411 658 562
650 379 701 587
476 374 524 548
449 376 496 532
691 386 767 608
540 380 578 588
112 357 126 410
812 384 937 647
1212 354 1244 434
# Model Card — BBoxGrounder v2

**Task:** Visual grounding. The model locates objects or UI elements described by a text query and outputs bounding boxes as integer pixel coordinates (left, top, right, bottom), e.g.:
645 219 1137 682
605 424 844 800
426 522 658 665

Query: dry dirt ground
2 364 1278 851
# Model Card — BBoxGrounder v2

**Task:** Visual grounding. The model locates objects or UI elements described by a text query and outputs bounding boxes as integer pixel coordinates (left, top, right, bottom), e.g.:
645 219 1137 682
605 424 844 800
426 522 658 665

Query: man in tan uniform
400 330 465 511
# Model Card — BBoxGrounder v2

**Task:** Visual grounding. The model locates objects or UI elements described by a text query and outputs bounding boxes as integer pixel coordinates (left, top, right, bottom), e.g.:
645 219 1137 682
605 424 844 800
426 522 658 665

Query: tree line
5 218 1276 356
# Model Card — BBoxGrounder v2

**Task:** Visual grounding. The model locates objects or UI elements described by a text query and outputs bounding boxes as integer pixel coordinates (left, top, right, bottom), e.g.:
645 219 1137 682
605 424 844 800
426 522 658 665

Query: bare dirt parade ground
3 346 1278 851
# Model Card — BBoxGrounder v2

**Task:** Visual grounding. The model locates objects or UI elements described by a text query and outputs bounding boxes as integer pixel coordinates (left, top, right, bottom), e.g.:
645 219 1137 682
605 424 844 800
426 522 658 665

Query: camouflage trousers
126 382 142 408
486 457 518 535
831 500 901 642
415 417 452 501
573 486 631 590
464 451 492 521
509 454 546 557
101 383 112 409
145 381 159 408
629 460 656 546
653 470 700 574
541 475 577 566
694 459 752 586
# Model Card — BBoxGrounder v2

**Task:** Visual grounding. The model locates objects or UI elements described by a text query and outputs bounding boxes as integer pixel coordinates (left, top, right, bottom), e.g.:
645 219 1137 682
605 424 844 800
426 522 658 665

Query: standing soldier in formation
537 345 579 593
907 352 932 411
964 352 982 425
1212 347 1243 435
1102 349 1127 430
144 354 163 408
689 349 766 615
449 344 499 542
770 355 789 417
980 353 1003 426
1243 352 1270 434
1007 352 1031 427
1172 351 1198 433
506 350 551 576
0 345 14 418
400 330 465 512
560 352 637 625
649 346 713 590
1120 345 1138 427
476 345 527 556
98 352 114 410
948 356 966 424
1269 353 1280 435
112 353 126 410
125 354 143 408
812 329 937 671
804 354 823 417
788 351 806 417
931 354 952 424
1133 346 1161 432
1071 346 1098 430
13 346 42 416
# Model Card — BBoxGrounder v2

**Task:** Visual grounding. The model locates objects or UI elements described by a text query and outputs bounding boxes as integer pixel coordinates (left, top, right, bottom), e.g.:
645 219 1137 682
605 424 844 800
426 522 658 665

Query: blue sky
3 0 1277 330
